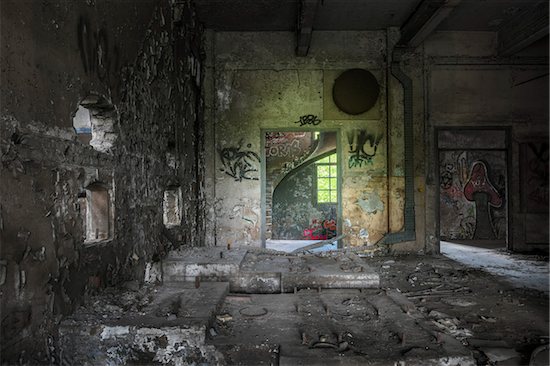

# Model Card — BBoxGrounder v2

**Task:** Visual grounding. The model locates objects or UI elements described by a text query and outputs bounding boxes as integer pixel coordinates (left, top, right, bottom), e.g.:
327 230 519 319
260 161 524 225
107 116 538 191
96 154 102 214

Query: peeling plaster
357 192 385 214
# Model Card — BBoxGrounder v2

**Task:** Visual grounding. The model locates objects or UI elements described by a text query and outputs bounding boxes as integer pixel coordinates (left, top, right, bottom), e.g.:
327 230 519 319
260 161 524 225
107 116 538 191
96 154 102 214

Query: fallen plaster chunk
100 326 130 339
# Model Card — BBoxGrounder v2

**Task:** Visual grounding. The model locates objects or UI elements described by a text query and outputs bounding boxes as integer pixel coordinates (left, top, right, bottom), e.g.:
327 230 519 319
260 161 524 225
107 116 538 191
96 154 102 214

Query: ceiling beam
296 0 320 57
498 2 549 57
399 0 461 48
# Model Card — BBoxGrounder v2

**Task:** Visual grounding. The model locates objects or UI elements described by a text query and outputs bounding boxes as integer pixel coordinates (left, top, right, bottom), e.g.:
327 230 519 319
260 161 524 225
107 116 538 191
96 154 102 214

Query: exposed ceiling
195 0 548 56
195 0 544 32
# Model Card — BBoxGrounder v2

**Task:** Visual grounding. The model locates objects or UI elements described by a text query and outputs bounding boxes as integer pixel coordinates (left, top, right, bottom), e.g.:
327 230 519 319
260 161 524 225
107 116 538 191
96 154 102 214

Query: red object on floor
303 229 327 240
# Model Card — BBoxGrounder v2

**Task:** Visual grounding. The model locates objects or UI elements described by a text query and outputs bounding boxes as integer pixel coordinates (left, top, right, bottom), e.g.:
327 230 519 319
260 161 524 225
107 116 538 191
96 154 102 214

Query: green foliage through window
316 154 337 203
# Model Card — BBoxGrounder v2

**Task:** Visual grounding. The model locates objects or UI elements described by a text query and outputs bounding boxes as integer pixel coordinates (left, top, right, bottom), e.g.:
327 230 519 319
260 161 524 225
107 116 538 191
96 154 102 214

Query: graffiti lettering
295 114 321 126
347 129 383 168
266 139 302 158
219 140 260 182
440 163 454 190
78 16 119 85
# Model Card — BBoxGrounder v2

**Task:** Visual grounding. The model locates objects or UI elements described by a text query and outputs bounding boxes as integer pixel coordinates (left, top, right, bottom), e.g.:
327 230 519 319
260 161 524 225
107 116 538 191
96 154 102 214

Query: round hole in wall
332 69 379 115
72 94 118 153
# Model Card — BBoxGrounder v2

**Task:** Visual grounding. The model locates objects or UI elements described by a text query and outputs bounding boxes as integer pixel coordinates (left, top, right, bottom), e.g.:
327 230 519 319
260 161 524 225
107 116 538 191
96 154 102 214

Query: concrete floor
441 241 549 293
56 246 549 365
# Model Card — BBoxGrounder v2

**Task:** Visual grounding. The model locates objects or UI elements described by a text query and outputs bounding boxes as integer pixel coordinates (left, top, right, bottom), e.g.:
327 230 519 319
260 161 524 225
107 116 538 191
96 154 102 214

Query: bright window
316 153 337 203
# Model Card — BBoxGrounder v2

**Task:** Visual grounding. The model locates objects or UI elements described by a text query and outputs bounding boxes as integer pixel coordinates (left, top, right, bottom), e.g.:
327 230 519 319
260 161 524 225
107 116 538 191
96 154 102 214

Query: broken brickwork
0 0 205 363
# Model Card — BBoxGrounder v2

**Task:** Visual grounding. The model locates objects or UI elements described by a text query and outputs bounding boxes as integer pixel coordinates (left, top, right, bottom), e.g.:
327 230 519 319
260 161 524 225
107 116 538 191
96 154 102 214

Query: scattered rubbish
216 313 233 323
441 298 476 307
428 310 452 320
404 285 471 299
428 311 473 340
432 318 473 339
209 327 218 337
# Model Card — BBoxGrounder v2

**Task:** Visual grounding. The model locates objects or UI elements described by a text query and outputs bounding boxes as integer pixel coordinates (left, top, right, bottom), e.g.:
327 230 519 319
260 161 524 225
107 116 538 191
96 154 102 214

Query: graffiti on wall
439 151 507 241
522 142 549 212
266 139 302 158
219 140 260 181
347 129 383 168
266 132 306 144
463 161 503 240
294 114 321 126
78 16 120 85
229 202 260 242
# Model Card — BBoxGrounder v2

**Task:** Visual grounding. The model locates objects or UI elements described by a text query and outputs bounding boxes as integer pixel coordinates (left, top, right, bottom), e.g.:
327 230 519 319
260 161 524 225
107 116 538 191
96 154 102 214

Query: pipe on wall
379 47 416 245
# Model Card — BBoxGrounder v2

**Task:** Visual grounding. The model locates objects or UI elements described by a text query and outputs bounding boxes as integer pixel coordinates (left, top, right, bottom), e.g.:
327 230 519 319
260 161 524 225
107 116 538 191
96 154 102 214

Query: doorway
262 130 341 252
437 128 509 252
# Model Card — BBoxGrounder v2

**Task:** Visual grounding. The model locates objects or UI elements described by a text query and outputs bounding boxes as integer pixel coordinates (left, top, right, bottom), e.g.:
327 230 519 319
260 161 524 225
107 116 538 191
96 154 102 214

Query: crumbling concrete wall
206 31 413 249
0 0 205 363
423 31 549 253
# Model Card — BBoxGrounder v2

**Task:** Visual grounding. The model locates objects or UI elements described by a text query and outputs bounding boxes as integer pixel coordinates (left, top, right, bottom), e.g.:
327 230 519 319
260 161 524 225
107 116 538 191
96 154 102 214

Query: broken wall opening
72 95 118 153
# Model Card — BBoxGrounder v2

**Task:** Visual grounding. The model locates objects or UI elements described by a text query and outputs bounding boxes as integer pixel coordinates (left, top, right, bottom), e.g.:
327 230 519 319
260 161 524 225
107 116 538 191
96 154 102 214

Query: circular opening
72 94 117 153
332 69 380 115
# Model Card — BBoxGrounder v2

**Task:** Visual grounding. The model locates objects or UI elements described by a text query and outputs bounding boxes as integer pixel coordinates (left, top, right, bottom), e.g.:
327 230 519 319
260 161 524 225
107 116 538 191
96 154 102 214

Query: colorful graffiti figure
219 140 260 182
463 161 503 240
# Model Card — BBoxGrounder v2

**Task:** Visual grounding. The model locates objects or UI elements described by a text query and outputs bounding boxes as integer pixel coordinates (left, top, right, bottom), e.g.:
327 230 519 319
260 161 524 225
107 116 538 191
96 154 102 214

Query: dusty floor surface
50 251 549 366
209 253 548 365
368 253 549 365
441 242 549 293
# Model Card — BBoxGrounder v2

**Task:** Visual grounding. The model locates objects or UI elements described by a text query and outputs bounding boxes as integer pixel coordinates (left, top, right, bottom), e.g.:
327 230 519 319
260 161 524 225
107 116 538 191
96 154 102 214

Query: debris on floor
53 247 548 365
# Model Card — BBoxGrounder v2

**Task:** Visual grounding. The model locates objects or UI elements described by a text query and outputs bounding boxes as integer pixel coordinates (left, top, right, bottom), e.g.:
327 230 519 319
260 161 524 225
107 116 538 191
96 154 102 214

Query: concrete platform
232 250 380 293
58 282 229 365
163 246 248 282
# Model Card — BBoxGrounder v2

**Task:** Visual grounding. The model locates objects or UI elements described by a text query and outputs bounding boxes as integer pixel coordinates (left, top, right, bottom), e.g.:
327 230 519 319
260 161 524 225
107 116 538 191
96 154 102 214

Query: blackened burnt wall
0 0 205 363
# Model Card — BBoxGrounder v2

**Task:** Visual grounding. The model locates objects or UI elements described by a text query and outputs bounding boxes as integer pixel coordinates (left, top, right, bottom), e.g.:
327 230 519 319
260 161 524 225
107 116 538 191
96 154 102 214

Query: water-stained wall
0 0 205 362
206 31 412 249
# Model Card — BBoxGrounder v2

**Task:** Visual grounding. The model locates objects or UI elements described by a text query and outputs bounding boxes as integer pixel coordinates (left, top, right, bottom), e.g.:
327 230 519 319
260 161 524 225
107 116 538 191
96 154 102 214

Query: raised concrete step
231 251 379 293
58 282 229 365
163 247 248 282
163 247 380 293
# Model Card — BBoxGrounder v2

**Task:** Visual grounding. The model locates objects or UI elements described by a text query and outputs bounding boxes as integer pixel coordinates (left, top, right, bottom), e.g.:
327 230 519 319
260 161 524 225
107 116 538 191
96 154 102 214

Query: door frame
435 126 512 250
260 128 343 248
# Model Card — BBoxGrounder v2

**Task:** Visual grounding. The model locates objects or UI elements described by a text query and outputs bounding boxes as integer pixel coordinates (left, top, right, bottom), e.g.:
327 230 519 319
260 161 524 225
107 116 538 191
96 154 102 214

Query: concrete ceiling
194 0 543 32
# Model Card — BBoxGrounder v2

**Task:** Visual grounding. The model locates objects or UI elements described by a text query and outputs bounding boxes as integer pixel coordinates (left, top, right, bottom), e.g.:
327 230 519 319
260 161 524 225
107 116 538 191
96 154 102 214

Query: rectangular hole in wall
163 187 182 227
85 185 112 243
